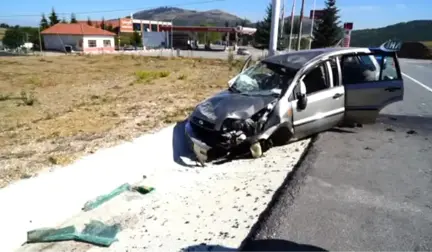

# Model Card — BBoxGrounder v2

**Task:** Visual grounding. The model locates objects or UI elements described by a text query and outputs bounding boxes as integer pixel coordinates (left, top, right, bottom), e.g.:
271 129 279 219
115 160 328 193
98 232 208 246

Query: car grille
190 120 227 148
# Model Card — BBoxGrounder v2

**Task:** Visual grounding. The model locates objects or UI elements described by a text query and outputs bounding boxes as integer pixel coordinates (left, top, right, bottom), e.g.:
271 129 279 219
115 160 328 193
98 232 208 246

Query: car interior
303 64 329 94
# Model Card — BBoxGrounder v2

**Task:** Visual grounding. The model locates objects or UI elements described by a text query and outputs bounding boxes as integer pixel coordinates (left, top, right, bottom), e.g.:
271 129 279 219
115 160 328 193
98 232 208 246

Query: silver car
186 46 404 165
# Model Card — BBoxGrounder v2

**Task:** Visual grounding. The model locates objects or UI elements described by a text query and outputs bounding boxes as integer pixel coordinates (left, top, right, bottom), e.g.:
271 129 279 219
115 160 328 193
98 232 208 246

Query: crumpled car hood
191 89 276 131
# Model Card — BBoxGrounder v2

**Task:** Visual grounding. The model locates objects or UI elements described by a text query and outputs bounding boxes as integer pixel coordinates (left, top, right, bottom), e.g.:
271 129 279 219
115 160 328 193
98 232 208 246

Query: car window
358 55 377 71
302 63 329 95
341 55 380 84
231 62 295 96
329 57 340 86
381 55 400 80
341 53 401 84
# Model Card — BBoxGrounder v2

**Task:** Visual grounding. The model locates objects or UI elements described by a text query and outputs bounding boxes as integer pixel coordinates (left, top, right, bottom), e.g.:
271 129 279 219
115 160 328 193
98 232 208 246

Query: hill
350 20 432 47
132 7 251 26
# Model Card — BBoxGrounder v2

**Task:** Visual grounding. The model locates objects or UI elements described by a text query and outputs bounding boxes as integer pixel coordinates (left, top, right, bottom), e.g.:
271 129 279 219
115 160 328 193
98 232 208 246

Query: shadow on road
172 120 200 167
181 239 327 252
328 128 357 134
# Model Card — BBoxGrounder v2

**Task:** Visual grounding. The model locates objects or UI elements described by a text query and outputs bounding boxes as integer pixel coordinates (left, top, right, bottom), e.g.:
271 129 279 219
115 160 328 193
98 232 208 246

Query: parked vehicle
237 48 251 55
185 42 404 165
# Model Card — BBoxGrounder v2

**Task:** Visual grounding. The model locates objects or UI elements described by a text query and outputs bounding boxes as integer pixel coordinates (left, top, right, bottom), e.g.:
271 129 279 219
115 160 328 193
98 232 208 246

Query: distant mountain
350 20 432 47
132 7 251 26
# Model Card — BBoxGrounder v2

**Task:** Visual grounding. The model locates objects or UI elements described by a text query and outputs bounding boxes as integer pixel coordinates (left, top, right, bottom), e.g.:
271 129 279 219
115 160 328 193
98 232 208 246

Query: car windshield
230 62 295 96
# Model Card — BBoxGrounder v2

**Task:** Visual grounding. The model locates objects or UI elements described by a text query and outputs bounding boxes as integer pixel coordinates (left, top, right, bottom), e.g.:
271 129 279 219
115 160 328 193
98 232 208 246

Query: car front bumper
185 119 250 164
185 120 213 164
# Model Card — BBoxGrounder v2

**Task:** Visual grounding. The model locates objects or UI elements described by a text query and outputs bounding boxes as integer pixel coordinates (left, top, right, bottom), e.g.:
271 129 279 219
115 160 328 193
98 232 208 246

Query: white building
41 23 116 53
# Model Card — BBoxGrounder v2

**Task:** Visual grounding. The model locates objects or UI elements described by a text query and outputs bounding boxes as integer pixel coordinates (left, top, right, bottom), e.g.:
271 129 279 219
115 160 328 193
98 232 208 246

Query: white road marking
402 72 432 93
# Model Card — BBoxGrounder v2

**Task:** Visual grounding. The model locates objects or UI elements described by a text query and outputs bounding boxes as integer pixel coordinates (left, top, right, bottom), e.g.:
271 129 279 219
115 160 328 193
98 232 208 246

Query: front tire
270 127 292 146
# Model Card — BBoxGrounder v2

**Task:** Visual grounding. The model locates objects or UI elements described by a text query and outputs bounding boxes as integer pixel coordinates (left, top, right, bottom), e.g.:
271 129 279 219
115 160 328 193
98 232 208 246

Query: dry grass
0 54 243 188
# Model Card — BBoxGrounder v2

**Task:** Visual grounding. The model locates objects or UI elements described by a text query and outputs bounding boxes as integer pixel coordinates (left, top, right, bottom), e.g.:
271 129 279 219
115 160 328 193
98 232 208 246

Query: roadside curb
238 135 318 250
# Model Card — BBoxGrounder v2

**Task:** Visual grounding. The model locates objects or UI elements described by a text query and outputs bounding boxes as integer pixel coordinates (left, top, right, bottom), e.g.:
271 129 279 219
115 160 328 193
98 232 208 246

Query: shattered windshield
230 62 295 96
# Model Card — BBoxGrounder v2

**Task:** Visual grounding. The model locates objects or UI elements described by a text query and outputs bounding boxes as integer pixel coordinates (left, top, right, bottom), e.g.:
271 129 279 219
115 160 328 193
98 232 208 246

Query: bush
134 70 170 83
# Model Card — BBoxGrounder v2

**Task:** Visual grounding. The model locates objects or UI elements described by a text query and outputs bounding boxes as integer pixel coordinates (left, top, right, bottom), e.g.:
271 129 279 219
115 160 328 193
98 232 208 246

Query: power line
0 0 226 18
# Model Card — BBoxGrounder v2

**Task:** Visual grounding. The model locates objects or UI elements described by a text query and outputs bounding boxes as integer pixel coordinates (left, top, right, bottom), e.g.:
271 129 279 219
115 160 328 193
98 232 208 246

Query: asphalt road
242 59 432 251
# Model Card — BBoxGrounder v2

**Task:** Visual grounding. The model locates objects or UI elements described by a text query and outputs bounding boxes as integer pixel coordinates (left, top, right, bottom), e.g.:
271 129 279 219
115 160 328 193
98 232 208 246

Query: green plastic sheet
27 220 120 247
82 183 155 212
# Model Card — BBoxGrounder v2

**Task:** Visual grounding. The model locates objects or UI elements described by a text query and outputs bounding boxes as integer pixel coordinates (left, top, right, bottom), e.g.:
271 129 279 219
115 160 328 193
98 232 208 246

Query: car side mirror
297 80 308 110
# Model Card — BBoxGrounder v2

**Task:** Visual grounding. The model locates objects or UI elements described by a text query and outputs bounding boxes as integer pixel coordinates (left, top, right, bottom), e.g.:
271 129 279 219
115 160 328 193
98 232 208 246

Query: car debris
27 220 121 247
82 183 154 212
186 41 405 165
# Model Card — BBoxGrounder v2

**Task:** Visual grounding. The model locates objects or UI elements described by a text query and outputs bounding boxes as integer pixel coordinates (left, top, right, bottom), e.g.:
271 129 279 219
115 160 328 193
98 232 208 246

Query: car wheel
270 127 292 146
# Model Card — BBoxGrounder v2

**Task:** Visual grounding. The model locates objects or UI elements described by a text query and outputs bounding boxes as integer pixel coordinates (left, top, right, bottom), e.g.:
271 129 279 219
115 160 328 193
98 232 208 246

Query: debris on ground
406 130 417 135
82 183 131 212
82 183 154 212
385 128 395 132
27 220 120 247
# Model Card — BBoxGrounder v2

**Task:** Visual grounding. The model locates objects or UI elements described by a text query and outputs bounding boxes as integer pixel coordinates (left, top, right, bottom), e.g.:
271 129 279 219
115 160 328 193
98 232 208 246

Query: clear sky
0 0 431 30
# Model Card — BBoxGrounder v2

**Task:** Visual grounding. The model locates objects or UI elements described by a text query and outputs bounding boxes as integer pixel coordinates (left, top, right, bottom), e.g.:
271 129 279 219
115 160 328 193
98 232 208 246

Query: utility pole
38 26 43 53
287 0 296 51
279 0 285 39
296 0 305 51
269 0 281 56
308 0 317 49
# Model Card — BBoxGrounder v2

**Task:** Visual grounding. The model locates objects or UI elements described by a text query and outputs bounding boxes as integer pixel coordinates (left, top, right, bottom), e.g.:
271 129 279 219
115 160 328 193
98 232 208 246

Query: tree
70 13 77 23
0 23 9 28
312 0 341 48
40 14 49 30
106 24 114 32
87 17 92 26
61 17 68 24
100 18 106 30
254 3 273 48
2 28 26 49
131 31 142 47
49 7 60 26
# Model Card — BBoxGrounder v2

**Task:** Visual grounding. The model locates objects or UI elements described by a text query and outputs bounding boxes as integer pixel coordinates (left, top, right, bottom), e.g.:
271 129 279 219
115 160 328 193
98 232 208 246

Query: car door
342 51 404 123
291 59 345 139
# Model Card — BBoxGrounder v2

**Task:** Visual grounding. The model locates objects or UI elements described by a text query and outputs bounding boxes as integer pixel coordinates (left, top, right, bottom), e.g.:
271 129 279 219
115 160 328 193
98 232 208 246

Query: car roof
262 47 369 70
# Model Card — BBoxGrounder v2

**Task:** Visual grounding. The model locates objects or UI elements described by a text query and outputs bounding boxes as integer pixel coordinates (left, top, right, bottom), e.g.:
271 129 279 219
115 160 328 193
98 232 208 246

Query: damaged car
185 44 404 165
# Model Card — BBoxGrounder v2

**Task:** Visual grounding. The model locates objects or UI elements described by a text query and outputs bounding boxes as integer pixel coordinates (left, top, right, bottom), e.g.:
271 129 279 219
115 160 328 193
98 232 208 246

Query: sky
0 0 431 30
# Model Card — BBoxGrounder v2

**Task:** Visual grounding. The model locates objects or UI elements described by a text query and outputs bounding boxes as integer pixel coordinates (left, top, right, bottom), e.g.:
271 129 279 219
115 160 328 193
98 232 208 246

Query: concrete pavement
244 59 432 251
3 122 310 252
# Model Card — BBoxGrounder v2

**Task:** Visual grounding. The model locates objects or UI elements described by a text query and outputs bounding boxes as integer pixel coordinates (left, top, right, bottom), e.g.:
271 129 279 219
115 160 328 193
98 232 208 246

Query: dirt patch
399 41 432 59
0 54 244 188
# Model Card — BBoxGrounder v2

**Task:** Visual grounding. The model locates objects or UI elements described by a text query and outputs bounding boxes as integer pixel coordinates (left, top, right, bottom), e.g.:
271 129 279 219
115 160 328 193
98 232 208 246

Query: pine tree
87 17 93 26
132 31 142 47
254 3 272 47
100 18 106 30
254 3 283 49
312 0 341 48
49 7 60 26
61 17 68 24
70 13 77 23
40 14 49 30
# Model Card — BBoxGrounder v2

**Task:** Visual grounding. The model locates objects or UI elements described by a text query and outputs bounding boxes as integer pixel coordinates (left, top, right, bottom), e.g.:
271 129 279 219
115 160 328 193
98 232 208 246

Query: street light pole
269 0 281 56
170 15 177 50
308 0 317 49
296 0 305 51
287 0 296 51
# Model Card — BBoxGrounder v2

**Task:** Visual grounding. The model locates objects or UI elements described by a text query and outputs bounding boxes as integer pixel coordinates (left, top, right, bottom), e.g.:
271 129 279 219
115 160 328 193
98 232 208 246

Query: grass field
0 54 243 187
422 41 432 48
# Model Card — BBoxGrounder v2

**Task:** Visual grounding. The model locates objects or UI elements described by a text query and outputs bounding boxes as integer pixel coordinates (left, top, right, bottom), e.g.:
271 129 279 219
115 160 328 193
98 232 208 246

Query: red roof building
41 23 116 53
